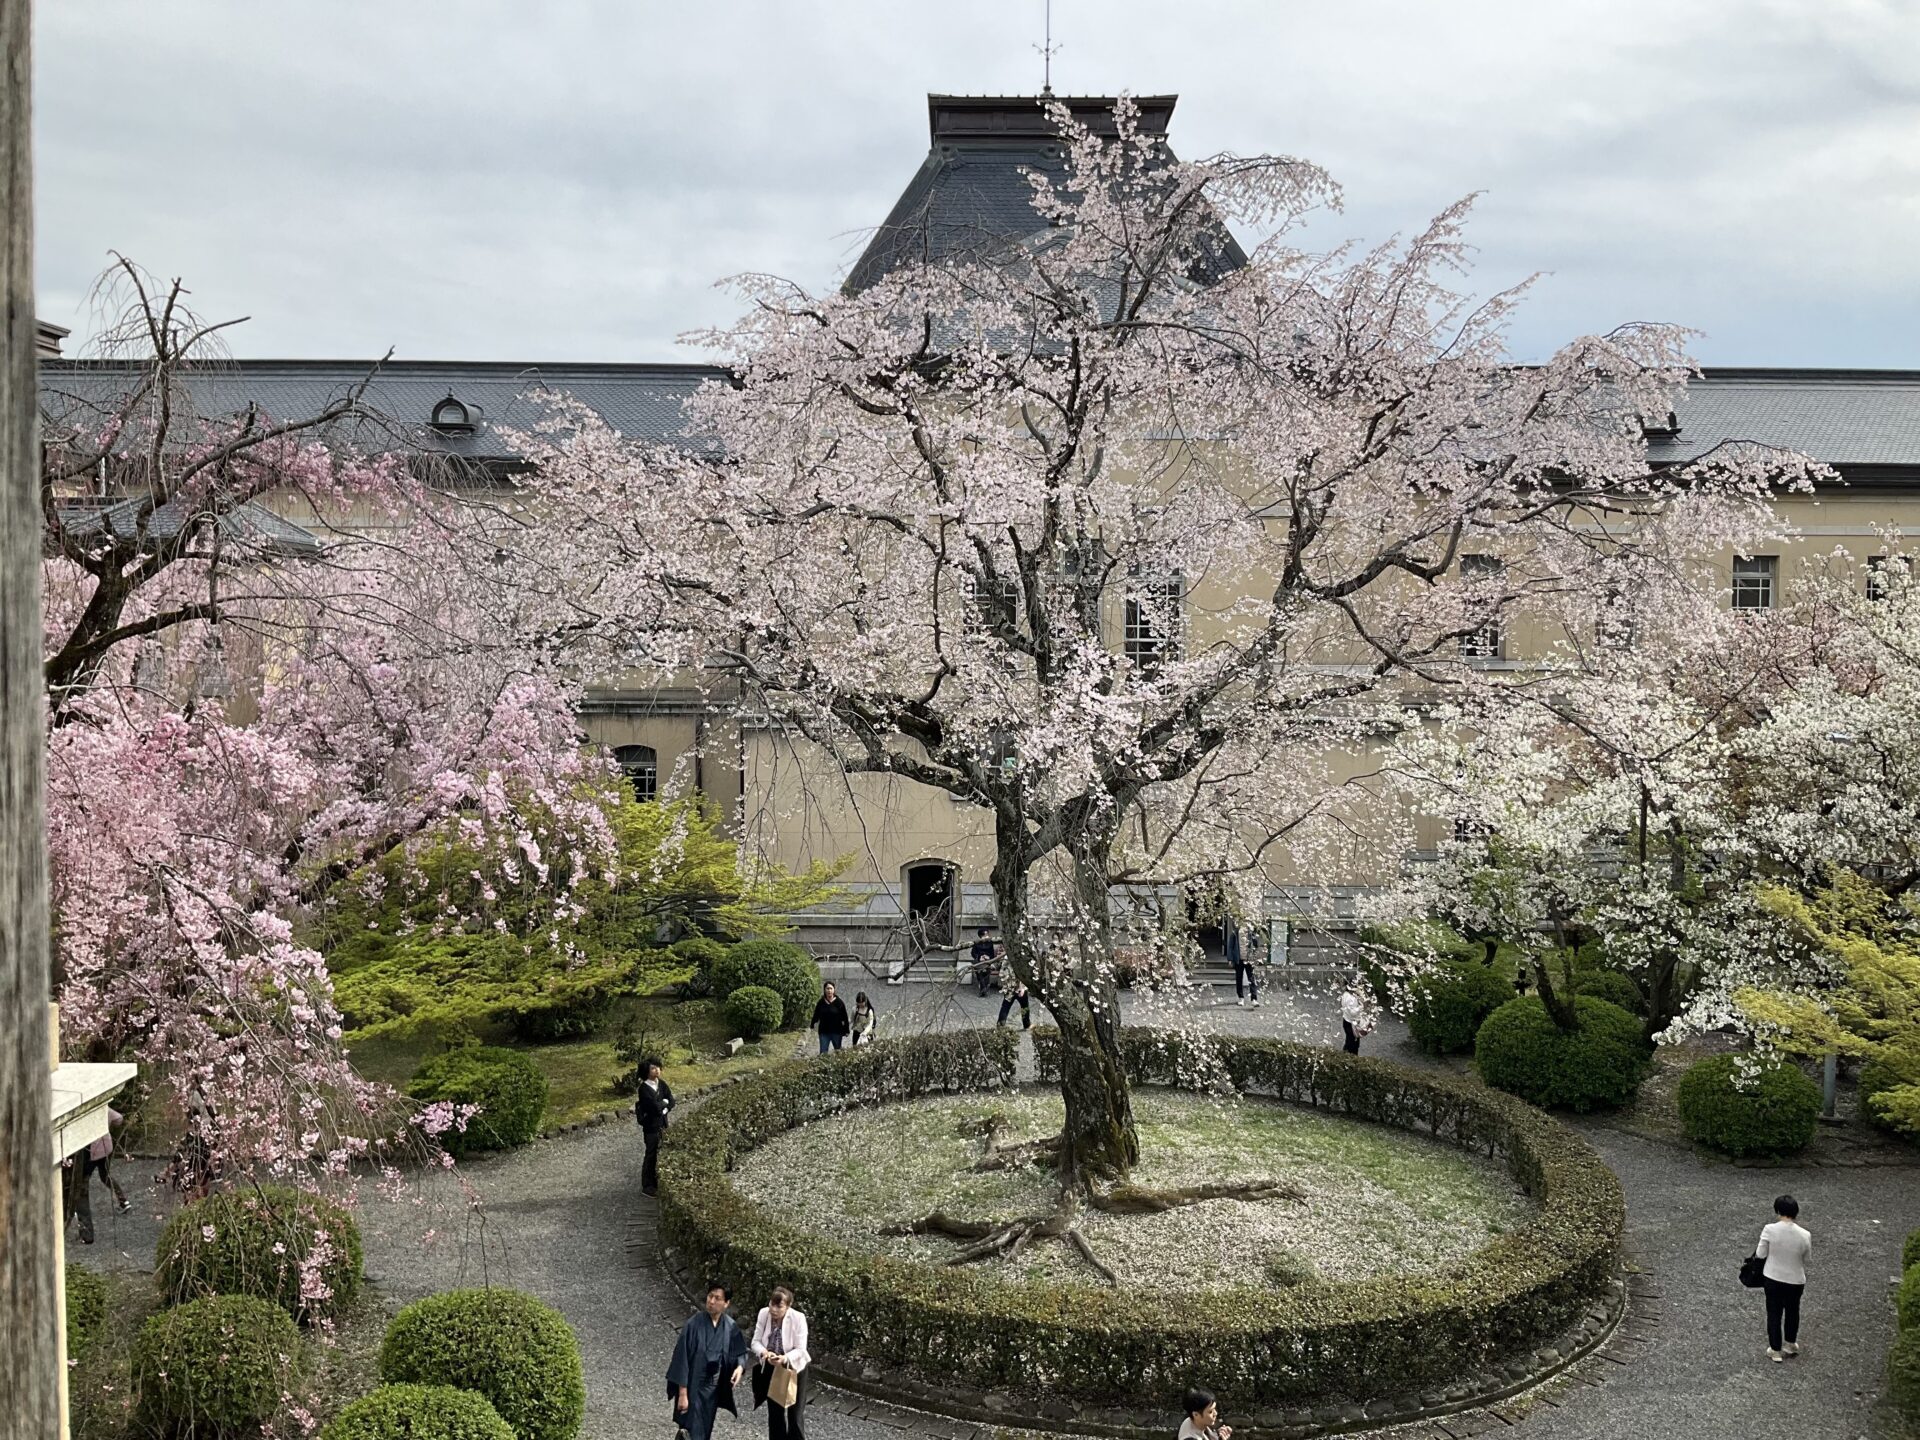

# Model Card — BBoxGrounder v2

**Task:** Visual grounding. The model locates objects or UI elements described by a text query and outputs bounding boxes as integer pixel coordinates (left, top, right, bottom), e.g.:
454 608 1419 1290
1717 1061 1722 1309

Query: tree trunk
990 812 1138 1184
1 2 61 1434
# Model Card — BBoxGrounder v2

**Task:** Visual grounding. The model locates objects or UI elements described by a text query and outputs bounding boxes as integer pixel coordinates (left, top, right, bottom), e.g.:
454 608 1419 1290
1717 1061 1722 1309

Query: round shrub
1674 1054 1821 1158
1406 963 1514 1055
66 1264 107 1360
707 940 820 1032
321 1383 514 1440
407 1046 549 1156
1905 1226 1920 1275
156 1185 364 1321
725 984 784 1040
1900 1264 1920 1333
1892 1328 1920 1424
673 935 728 988
134 1294 302 1436
379 1288 585 1440
1573 970 1645 1017
1474 995 1651 1111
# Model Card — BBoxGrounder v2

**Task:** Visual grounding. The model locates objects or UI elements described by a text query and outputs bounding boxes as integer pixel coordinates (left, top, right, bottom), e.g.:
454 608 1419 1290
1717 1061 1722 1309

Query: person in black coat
811 982 850 1055
668 1282 749 1440
635 1057 674 1197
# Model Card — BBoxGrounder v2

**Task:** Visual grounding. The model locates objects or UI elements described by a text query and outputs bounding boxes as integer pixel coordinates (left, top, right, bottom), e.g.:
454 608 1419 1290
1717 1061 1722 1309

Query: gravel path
73 981 1920 1440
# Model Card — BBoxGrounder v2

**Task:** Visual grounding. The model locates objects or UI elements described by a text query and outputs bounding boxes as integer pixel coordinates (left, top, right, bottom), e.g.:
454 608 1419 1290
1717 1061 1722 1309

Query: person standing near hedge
969 926 999 996
849 992 879 1047
1227 921 1261 1008
811 982 850 1055
749 1285 811 1440
669 1282 749 1440
1339 980 1373 1055
1178 1388 1232 1440
1758 1193 1813 1362
635 1057 674 1197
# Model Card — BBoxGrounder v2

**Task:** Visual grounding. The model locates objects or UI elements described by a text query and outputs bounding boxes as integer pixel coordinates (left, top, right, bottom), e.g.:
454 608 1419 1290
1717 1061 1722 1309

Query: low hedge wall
658 1026 1621 1408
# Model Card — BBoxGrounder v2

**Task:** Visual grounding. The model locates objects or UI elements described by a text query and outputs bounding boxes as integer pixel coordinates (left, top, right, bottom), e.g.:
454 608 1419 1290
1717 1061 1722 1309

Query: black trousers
1763 1276 1803 1350
767 1394 805 1440
642 1125 663 1194
997 992 1031 1028
1342 1020 1361 1055
1233 957 1259 999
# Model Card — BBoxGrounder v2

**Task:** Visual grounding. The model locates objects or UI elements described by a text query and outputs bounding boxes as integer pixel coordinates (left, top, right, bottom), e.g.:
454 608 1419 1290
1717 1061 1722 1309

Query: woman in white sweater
1756 1193 1812 1362
749 1286 811 1440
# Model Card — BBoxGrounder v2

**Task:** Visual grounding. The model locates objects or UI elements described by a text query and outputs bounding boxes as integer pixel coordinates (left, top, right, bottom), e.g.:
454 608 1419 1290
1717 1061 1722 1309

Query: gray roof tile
1656 370 1920 469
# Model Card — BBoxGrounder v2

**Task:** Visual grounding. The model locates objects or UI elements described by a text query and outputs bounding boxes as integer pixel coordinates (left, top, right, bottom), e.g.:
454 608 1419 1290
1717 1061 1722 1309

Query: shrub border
656 1027 1623 1415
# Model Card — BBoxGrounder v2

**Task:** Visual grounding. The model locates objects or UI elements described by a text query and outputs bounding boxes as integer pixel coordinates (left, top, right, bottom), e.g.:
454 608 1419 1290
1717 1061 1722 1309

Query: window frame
1731 554 1778 612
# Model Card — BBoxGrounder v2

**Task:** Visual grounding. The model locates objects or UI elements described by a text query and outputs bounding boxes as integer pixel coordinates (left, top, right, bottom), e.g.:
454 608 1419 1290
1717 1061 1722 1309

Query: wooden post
0 1 58 1437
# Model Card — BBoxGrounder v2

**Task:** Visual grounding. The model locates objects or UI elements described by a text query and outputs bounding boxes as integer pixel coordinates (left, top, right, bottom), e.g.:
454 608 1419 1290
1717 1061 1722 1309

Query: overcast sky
32 0 1920 367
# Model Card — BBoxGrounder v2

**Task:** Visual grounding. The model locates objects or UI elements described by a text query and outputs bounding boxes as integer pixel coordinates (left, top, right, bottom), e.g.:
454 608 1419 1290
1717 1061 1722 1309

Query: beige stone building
39 94 1920 970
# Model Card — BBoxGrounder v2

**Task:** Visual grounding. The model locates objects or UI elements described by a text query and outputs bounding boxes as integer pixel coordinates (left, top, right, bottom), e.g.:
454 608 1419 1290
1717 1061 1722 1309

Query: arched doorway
902 860 957 947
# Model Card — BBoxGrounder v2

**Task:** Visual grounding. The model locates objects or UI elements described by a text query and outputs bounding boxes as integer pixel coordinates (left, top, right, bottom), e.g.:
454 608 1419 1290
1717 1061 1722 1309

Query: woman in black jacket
811 982 850 1055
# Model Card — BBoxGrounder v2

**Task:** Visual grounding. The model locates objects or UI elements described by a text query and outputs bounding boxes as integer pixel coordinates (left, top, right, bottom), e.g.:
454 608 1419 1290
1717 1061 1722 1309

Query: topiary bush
1406 963 1514 1055
1674 1054 1821 1158
707 940 820 1032
407 1046 549 1156
1899 1264 1920 1333
1573 970 1646 1017
156 1185 364 1322
320 1383 515 1440
133 1294 302 1436
1905 1227 1920 1276
66 1264 107 1360
673 935 729 995
379 1288 586 1440
725 984 784 1040
1892 1327 1920 1425
1474 995 1650 1111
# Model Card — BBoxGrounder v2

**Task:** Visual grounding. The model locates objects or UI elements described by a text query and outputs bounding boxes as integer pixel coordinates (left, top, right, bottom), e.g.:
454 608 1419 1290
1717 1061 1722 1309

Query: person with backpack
1757 1193 1812 1362
849 992 880 1047
635 1057 674 1197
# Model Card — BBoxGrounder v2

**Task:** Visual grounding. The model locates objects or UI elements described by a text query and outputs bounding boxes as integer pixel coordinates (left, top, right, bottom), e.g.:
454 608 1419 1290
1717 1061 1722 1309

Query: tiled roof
39 359 730 466
1658 370 1920 470
55 496 324 557
846 93 1246 294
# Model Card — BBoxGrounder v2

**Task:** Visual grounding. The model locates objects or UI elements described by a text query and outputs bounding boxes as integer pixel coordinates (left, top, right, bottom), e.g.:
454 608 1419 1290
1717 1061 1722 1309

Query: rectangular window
1460 554 1503 660
1732 555 1777 611
1868 554 1910 602
1123 569 1183 671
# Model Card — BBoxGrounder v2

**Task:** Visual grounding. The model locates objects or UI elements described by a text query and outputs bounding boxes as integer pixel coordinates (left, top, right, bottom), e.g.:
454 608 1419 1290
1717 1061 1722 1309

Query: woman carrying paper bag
749 1285 811 1440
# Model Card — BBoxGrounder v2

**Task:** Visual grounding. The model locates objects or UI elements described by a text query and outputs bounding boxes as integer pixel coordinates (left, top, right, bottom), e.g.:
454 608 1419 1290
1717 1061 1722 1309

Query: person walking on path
634 1057 674 1197
1178 1388 1232 1440
969 927 999 996
749 1285 811 1440
668 1282 750 1440
1339 981 1373 1055
849 992 879 1047
1227 921 1261 1008
997 973 1032 1030
811 982 850 1055
1758 1193 1812 1362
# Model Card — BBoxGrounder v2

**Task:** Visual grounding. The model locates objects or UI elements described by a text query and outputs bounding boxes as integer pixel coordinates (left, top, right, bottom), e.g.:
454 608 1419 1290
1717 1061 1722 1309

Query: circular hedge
1475 996 1650 1111
1406 963 1514 1055
657 1027 1623 1408
1899 1265 1920 1334
156 1185 365 1322
1893 1328 1920 1426
725 984 785 1040
1572 970 1646 1017
673 935 729 992
379 1288 585 1440
134 1294 302 1435
407 1046 549 1156
708 941 820 1032
1675 1054 1821 1158
321 1383 515 1440
66 1264 107 1360
1905 1226 1920 1275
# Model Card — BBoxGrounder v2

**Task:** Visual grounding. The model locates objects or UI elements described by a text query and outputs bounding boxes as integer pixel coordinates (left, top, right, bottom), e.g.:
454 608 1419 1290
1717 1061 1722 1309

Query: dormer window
429 392 480 436
1640 411 1681 440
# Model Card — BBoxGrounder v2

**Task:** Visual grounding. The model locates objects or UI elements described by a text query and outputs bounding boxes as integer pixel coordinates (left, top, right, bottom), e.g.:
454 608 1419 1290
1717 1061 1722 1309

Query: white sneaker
1767 1349 1784 1363
1250 998 1263 1008
1236 997 1247 1008
1783 1342 1799 1356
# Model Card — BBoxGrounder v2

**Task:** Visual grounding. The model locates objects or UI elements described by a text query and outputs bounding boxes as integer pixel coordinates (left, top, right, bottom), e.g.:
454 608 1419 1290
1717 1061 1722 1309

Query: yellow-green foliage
319 794 844 1038
1748 873 1920 1139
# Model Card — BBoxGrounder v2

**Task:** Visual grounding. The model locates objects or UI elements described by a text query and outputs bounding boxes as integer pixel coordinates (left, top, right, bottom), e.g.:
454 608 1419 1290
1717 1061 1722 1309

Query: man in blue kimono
668 1282 750 1440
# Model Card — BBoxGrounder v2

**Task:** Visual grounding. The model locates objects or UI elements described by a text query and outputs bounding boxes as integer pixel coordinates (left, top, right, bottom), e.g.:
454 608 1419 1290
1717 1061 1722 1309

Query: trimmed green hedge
659 1026 1619 1408
407 1046 549 1155
1475 996 1650 1111
66 1264 107 1360
708 941 820 1031
1905 1227 1920 1276
156 1185 365 1322
1572 970 1645 1017
1899 1264 1920 1334
1407 963 1514 1055
1892 1327 1920 1425
321 1383 515 1440
1675 1055 1821 1158
379 1288 586 1440
725 984 784 1039
134 1294 302 1436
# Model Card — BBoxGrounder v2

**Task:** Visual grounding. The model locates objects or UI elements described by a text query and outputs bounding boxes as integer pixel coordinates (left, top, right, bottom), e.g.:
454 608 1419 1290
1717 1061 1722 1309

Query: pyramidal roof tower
844 94 1247 294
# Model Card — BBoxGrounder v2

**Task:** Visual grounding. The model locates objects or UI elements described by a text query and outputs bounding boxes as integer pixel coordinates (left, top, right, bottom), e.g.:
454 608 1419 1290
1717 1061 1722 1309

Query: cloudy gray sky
32 0 1920 367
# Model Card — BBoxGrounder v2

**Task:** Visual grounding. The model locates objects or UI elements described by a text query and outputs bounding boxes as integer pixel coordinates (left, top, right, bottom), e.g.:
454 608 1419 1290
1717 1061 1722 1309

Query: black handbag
1739 1253 1765 1288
